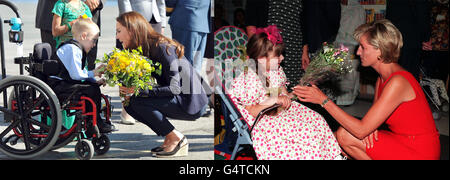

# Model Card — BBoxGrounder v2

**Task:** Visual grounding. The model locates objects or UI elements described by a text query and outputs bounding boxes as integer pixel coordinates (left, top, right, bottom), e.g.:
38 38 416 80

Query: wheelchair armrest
60 84 94 108
14 56 32 64
250 104 281 135
32 60 60 76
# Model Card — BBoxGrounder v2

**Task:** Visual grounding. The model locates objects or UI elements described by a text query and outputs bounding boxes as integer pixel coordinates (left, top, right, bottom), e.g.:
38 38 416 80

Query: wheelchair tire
75 139 94 160
0 75 62 159
92 135 110 155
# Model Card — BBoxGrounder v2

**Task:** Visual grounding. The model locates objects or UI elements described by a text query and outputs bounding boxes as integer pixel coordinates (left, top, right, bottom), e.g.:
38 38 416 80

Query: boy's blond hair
71 18 100 37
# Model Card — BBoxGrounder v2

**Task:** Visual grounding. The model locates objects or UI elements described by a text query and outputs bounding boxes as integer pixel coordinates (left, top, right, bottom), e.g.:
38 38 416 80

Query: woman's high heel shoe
156 137 188 158
151 146 164 153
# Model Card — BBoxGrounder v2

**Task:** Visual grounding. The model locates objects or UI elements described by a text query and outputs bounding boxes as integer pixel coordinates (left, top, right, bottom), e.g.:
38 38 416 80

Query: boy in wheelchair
47 18 113 133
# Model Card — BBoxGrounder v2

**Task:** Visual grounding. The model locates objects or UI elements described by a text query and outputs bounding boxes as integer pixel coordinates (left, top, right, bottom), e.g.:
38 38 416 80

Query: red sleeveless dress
366 71 441 160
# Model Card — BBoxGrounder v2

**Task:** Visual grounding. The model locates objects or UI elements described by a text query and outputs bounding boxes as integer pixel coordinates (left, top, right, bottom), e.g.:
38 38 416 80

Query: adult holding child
293 19 441 160
115 12 208 157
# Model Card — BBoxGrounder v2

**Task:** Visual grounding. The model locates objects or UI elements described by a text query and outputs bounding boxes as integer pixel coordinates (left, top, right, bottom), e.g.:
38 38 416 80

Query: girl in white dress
228 25 341 160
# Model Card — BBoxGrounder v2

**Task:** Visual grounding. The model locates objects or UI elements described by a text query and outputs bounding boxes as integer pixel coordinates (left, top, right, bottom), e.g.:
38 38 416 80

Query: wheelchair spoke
0 106 21 118
20 120 32 150
13 85 25 115
0 120 20 140
24 95 45 116
27 117 51 131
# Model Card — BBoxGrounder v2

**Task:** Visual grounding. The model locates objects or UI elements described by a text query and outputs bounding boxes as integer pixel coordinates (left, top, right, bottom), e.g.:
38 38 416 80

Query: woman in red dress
293 19 441 160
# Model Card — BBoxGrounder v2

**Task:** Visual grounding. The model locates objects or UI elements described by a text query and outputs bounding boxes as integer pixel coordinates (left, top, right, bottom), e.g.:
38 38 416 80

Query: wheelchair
0 42 112 160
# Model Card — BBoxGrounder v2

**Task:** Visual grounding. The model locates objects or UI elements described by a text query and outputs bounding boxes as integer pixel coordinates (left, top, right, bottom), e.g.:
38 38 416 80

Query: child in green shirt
52 0 93 48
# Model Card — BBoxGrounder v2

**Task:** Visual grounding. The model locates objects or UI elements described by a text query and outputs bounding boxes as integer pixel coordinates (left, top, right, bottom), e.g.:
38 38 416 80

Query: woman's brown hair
116 12 184 59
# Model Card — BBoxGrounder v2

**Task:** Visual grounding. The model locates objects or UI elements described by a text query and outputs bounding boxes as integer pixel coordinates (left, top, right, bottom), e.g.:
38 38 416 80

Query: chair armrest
250 104 281 136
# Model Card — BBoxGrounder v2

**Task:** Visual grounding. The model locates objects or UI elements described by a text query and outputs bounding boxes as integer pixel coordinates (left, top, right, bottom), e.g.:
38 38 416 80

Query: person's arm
124 45 181 97
56 44 96 82
244 95 291 118
52 14 70 37
51 1 71 37
246 26 256 38
244 97 277 118
301 44 310 70
157 0 167 29
293 75 414 139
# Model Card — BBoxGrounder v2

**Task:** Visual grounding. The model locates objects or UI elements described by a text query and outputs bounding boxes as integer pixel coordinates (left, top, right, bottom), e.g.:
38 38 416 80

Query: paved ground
0 1 214 160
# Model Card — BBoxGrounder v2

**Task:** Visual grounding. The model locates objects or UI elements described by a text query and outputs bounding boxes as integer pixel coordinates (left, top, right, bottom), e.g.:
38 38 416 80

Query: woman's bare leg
336 127 372 160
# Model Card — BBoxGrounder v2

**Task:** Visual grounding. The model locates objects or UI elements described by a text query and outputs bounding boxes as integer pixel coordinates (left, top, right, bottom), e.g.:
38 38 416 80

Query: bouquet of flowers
97 47 162 106
299 42 353 86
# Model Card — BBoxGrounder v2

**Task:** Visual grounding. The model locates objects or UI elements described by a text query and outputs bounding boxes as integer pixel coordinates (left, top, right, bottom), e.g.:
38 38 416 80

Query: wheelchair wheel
0 76 62 159
92 135 110 155
75 139 94 160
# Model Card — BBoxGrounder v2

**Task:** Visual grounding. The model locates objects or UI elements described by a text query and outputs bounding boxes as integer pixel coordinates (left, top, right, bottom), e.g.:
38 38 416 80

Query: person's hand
85 0 100 11
94 64 106 77
302 46 310 70
292 84 328 105
69 16 82 26
97 78 106 86
362 130 379 149
422 40 432 51
277 94 291 109
119 86 136 101
119 86 135 95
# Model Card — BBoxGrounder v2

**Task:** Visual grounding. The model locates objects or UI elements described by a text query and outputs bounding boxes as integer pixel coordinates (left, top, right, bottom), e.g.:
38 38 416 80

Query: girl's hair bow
255 25 283 45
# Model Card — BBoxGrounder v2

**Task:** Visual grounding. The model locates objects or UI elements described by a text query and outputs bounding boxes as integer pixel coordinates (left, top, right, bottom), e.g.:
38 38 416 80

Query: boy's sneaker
98 118 117 133
99 123 113 133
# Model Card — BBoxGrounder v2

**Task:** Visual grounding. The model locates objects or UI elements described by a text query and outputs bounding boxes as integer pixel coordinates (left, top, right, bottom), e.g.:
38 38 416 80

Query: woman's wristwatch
320 98 331 107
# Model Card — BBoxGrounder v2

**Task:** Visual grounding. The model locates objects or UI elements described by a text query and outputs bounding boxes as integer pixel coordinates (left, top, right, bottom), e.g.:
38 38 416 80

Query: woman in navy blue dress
115 12 208 158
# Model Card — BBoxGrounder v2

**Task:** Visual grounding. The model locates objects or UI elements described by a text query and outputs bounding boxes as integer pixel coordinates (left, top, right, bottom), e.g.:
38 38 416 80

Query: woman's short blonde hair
353 19 403 63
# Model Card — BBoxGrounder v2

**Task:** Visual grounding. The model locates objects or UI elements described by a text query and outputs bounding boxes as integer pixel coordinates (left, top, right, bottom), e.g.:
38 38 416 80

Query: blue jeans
170 27 208 74
124 96 202 136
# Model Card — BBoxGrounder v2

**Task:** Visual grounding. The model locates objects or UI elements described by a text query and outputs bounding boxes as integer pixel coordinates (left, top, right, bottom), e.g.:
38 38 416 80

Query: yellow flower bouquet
97 47 162 105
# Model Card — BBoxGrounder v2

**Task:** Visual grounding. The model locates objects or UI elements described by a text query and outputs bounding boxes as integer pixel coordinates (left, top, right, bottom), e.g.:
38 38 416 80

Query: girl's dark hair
247 32 285 61
246 31 285 87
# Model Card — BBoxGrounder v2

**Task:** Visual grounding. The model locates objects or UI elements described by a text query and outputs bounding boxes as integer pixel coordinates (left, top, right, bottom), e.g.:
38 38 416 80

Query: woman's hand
422 40 432 51
119 86 135 95
119 86 136 101
85 0 100 11
362 130 379 149
292 84 328 105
